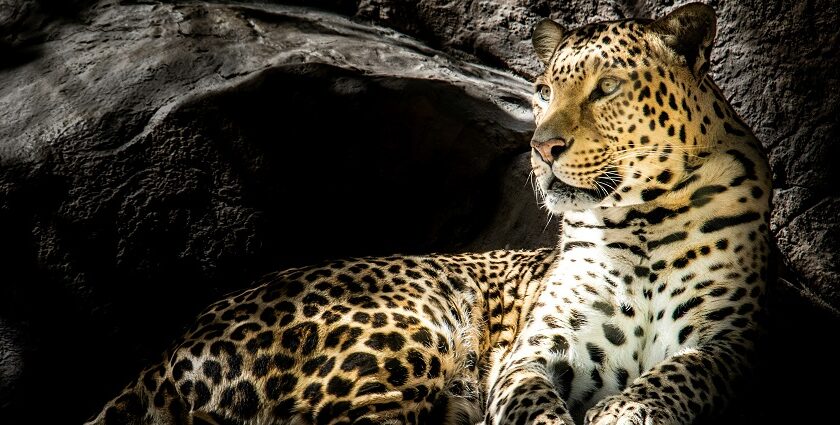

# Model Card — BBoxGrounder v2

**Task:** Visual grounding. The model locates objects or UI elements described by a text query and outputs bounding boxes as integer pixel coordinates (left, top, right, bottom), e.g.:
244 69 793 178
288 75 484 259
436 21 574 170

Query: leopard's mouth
540 166 623 213
540 177 604 213
532 149 622 212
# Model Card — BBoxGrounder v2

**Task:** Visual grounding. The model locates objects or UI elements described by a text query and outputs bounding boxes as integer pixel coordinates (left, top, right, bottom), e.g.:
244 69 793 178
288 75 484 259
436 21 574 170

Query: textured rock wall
0 0 837 423
0 2 552 421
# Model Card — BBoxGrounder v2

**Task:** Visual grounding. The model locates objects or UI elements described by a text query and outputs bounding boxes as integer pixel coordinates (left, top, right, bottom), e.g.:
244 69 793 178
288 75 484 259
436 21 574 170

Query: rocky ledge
0 2 553 421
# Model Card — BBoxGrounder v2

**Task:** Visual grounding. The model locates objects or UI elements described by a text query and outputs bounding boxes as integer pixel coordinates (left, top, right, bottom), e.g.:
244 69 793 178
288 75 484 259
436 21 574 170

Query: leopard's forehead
546 19 655 80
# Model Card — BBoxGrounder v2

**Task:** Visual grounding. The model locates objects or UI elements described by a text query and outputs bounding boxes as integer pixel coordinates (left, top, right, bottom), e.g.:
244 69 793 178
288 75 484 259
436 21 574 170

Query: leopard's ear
649 2 716 80
532 19 566 65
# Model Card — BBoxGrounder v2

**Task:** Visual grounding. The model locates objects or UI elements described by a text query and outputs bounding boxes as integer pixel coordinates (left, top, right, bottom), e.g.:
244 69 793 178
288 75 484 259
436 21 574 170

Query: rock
0 318 23 414
776 197 840 311
0 2 552 421
0 0 35 44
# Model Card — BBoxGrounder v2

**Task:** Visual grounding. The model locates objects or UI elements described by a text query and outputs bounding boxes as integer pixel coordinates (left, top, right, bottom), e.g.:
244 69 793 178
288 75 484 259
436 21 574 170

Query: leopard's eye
537 84 552 102
598 77 620 96
589 77 621 102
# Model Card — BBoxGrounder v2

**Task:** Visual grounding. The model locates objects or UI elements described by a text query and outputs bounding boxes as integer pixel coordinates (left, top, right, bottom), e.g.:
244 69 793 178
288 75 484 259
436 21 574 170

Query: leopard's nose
531 137 571 163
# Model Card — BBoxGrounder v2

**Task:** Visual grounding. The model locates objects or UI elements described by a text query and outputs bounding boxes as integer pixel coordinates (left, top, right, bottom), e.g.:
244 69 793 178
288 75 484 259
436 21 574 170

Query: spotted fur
488 3 769 425
84 250 558 425
85 3 769 425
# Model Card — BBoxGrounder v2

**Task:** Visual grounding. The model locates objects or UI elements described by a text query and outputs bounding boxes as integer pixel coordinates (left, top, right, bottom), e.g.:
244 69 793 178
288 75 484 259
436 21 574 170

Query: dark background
1 0 838 423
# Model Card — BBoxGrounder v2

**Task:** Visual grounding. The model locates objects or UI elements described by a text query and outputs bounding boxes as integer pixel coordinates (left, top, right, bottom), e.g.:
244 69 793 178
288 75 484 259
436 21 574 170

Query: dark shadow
0 0 96 70
0 41 44 71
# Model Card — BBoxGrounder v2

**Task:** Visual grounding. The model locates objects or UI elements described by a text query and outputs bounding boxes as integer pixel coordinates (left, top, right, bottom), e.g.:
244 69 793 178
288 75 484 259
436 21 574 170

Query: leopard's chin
541 177 604 213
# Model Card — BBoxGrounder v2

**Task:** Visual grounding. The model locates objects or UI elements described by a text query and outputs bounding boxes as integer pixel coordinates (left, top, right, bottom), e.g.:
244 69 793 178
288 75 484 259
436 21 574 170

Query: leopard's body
86 3 770 425
87 250 558 425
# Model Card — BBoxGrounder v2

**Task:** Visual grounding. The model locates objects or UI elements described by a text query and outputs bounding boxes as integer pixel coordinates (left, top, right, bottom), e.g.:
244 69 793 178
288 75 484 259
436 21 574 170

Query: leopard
85 2 770 425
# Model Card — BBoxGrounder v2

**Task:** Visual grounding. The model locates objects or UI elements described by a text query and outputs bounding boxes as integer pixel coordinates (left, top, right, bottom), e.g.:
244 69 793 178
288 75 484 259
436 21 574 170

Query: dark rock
0 318 23 413
0 2 549 422
775 197 840 312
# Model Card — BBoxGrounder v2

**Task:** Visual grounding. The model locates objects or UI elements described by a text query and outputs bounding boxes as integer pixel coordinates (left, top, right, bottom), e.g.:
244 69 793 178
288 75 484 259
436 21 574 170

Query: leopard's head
530 3 717 213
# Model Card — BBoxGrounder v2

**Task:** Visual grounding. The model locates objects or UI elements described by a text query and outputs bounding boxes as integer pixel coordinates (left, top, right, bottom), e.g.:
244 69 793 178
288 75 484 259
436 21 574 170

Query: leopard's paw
584 395 675 425
484 404 575 425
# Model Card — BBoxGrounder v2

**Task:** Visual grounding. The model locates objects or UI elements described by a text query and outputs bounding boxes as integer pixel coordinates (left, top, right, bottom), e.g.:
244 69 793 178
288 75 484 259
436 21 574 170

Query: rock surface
0 2 553 421
0 0 837 423
0 318 23 413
